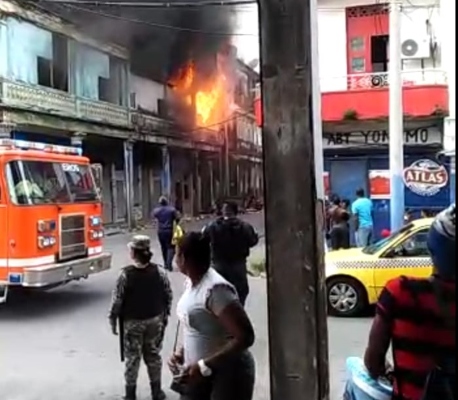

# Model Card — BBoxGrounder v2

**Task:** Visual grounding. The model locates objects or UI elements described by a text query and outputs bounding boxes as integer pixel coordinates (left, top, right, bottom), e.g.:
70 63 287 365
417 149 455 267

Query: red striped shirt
377 276 455 400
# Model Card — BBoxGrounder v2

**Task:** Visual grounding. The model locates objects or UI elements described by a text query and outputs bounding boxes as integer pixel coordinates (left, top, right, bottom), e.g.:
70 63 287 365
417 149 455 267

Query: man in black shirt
109 235 173 400
202 201 259 306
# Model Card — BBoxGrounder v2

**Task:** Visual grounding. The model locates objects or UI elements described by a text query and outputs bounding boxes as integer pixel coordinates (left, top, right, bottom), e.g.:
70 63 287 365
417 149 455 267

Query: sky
232 4 260 65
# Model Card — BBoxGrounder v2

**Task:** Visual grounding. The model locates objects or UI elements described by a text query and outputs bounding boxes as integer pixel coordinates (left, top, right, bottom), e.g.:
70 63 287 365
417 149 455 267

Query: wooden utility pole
258 0 330 399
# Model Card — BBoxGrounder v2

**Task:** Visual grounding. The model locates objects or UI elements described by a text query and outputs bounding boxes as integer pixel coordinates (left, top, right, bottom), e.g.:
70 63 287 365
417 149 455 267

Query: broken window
37 33 69 91
98 56 127 106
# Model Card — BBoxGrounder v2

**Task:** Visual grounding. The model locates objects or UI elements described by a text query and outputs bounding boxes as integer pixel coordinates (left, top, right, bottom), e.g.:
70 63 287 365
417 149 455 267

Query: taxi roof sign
0 139 82 155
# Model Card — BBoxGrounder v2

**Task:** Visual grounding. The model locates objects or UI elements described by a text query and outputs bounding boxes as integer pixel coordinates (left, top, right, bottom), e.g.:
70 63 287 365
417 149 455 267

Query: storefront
322 119 451 240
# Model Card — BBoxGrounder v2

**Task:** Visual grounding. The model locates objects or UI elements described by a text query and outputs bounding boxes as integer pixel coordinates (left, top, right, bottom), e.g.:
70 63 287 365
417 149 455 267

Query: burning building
0 0 262 224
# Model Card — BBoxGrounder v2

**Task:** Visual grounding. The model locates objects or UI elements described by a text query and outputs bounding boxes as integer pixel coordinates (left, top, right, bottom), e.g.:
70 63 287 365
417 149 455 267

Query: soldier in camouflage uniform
109 235 173 400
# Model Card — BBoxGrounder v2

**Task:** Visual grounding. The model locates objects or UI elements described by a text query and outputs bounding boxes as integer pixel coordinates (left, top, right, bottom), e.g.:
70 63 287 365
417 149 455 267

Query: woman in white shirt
169 232 256 400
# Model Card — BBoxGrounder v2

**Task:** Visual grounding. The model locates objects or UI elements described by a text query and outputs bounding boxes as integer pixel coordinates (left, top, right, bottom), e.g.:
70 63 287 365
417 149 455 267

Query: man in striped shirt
364 204 456 400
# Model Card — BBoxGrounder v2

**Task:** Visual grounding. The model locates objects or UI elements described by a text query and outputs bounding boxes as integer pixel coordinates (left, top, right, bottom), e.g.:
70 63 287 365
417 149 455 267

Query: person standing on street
153 196 180 271
202 201 258 306
109 235 173 400
169 231 256 400
351 188 374 247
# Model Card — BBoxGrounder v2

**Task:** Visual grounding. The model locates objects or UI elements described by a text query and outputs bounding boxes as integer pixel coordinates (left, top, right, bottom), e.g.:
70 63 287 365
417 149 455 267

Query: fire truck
0 138 112 304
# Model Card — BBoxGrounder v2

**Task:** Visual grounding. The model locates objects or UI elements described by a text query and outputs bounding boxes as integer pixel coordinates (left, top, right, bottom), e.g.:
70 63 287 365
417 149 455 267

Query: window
394 229 430 258
350 37 364 52
99 56 127 105
6 160 97 205
351 57 365 73
37 33 68 91
371 35 389 73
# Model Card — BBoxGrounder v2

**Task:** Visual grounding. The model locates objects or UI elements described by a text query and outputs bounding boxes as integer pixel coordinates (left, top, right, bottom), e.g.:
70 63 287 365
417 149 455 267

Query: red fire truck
0 139 112 304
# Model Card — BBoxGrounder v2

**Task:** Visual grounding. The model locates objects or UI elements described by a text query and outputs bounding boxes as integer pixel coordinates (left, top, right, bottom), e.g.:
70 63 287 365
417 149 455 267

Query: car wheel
326 277 367 317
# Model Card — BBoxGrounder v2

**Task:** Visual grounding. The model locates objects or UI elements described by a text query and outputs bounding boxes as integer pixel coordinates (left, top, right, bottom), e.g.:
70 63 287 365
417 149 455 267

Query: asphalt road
0 214 372 400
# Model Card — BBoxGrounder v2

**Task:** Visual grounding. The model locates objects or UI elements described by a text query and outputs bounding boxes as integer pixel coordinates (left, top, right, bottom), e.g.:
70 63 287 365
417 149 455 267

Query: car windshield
362 223 414 255
6 160 98 205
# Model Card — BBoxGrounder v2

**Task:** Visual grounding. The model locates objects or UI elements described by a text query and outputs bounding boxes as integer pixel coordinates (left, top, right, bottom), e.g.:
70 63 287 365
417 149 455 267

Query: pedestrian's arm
351 203 359 231
245 224 259 247
108 270 127 326
364 281 396 379
203 285 255 370
159 268 173 317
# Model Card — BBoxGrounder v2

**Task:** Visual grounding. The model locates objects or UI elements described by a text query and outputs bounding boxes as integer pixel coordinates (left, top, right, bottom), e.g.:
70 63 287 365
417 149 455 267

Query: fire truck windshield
6 160 98 205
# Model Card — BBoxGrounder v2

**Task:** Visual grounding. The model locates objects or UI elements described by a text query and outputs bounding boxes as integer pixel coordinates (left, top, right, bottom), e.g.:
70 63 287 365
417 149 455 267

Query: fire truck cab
0 139 112 304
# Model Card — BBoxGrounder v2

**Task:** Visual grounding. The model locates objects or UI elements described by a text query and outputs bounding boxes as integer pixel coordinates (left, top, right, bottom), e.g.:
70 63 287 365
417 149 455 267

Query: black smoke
30 0 236 81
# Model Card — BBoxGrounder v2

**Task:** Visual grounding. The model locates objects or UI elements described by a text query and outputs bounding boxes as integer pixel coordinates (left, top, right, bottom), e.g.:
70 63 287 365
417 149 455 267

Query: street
0 214 372 400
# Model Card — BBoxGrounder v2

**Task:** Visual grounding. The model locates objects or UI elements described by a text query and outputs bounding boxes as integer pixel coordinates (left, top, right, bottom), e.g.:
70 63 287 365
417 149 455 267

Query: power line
30 0 256 8
49 2 258 36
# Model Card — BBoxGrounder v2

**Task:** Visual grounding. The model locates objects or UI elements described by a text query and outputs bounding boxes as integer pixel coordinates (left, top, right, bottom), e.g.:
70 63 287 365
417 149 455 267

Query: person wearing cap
153 196 180 271
364 204 456 400
109 235 173 400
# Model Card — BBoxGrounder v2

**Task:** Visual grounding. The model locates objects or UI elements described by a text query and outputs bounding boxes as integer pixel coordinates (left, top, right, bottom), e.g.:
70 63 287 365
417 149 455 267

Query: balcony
130 109 223 148
321 69 448 122
0 78 130 127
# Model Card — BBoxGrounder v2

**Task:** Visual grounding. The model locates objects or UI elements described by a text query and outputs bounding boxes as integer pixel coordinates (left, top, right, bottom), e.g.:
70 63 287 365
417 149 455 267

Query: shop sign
323 127 442 149
369 170 390 199
403 159 448 197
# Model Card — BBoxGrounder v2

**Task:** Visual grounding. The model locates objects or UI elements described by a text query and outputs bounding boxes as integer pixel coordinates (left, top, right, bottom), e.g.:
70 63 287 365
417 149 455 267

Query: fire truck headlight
89 216 102 227
90 230 104 240
37 220 46 233
37 220 56 232
38 236 55 249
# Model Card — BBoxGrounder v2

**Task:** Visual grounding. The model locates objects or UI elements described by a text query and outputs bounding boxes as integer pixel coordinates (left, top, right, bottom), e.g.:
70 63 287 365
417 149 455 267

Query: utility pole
259 0 330 399
310 0 325 204
389 0 405 231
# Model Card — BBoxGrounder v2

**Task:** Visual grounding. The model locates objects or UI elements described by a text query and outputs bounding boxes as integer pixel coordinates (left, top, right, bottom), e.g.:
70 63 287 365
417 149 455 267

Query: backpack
209 218 250 262
401 277 455 400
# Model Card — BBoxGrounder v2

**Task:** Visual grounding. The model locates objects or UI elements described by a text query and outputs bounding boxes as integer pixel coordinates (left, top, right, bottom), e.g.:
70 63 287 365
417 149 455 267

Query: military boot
124 385 136 400
151 381 166 400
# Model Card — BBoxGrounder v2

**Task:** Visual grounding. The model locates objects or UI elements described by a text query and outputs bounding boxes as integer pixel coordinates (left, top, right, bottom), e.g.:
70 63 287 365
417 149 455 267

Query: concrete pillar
123 139 135 230
70 132 85 155
0 122 16 139
192 150 201 215
161 146 172 198
208 158 215 206
441 0 455 203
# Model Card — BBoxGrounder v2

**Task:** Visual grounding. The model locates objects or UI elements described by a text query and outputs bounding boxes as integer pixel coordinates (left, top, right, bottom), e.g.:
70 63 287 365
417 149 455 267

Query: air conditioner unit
401 37 431 59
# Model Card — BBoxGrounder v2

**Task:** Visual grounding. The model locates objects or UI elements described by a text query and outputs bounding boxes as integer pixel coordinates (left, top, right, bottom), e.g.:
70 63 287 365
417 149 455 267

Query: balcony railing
320 69 447 92
0 78 130 127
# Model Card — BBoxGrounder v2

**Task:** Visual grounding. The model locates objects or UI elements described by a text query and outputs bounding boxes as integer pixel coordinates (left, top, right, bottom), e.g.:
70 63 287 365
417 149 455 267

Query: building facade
255 0 454 236
0 1 262 226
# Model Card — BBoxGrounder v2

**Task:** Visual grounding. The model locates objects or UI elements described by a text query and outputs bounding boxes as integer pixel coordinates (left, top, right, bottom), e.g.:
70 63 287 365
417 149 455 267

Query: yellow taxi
325 218 434 317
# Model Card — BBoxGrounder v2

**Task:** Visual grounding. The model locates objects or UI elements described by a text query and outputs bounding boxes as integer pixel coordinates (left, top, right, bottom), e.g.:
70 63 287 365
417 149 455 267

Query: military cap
127 235 151 251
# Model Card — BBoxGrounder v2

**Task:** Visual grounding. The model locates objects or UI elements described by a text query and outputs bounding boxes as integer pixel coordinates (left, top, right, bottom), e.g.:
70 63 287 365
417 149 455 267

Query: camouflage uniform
109 235 173 400
124 316 164 387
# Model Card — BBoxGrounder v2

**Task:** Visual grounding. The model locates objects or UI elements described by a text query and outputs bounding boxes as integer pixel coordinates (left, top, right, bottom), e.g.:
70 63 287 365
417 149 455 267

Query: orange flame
169 59 231 129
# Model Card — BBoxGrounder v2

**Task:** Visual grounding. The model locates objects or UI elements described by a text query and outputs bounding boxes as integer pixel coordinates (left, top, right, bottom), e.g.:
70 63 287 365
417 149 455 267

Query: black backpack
209 218 250 262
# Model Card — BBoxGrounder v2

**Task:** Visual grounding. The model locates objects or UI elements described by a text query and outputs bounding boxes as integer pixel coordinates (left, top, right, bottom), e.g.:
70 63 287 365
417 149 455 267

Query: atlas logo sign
403 159 448 197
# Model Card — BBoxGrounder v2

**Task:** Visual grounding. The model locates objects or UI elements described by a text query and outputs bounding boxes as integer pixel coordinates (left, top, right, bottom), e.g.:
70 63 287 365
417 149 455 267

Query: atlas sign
403 159 448 197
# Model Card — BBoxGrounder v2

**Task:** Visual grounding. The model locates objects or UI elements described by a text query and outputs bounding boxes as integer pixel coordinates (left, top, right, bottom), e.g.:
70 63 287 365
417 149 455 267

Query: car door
374 227 433 295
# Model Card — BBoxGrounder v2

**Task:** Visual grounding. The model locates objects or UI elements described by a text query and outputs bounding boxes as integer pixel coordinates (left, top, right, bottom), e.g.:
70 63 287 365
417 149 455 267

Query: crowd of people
107 193 455 400
326 189 441 250
109 198 258 400
326 188 375 250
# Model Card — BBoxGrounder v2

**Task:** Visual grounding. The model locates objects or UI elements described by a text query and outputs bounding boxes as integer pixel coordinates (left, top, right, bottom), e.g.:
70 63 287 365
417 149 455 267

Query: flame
169 59 231 129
